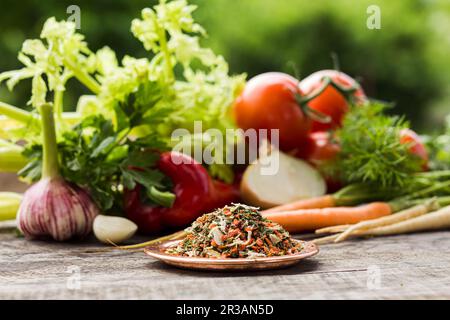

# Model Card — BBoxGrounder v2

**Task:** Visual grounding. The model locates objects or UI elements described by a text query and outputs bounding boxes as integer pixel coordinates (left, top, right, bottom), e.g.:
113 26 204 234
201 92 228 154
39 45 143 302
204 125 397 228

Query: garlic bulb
93 215 137 244
16 104 98 241
17 178 98 241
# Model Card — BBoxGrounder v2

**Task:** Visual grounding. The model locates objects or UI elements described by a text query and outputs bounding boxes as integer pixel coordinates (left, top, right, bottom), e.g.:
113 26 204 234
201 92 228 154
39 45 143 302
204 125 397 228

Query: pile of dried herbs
166 204 303 258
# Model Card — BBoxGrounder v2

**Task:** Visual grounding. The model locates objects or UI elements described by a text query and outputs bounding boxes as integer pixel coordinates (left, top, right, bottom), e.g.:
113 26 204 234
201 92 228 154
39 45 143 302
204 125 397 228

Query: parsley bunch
19 82 174 213
0 0 247 212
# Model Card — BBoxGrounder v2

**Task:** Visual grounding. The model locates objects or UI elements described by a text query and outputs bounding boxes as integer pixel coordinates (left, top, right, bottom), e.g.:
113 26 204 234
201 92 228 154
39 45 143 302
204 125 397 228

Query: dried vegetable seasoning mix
166 204 304 258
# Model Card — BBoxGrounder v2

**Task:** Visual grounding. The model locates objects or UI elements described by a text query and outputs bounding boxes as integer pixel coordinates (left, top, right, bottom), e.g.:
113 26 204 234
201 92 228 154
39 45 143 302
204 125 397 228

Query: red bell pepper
124 151 239 234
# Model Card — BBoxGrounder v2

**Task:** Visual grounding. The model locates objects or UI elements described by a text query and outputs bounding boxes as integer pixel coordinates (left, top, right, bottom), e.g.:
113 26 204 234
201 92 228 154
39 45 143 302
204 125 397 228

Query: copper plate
144 239 319 271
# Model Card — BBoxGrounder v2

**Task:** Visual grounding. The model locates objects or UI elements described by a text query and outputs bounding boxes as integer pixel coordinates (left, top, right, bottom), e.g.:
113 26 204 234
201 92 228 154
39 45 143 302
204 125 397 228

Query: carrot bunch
262 201 393 233
259 184 450 244
314 200 450 244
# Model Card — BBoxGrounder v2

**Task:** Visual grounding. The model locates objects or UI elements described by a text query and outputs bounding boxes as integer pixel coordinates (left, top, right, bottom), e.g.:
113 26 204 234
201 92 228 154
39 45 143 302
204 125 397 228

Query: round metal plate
144 239 319 271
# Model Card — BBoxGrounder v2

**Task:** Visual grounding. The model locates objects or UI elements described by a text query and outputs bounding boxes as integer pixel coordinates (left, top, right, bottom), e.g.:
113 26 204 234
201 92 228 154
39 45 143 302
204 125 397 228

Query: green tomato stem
39 104 60 179
298 76 360 105
63 58 101 94
295 76 362 124
0 101 40 126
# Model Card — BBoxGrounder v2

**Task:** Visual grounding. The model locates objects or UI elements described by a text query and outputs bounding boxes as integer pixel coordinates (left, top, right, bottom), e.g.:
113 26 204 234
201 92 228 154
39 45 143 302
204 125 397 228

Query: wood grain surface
0 229 449 300
1 173 449 300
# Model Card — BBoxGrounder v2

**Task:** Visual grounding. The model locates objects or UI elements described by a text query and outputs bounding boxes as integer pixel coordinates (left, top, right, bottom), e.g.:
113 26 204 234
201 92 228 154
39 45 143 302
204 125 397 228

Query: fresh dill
331 101 422 189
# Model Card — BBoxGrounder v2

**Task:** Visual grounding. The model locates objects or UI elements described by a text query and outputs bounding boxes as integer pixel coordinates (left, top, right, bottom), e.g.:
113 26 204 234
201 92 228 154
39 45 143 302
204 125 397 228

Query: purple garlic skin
17 177 99 241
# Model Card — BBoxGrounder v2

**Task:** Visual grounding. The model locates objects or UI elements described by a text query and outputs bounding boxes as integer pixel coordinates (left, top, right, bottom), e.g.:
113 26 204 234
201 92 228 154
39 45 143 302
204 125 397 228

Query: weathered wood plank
0 173 27 193
0 231 449 299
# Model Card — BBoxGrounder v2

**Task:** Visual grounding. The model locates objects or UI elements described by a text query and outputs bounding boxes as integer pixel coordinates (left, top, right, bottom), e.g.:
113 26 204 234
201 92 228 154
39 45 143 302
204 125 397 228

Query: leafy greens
424 115 450 170
0 0 245 212
19 82 173 212
328 102 422 189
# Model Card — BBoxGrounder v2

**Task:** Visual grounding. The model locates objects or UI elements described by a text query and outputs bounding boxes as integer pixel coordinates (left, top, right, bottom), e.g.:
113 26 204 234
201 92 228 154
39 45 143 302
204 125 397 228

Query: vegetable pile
166 204 303 258
0 0 450 248
0 0 242 239
233 72 450 244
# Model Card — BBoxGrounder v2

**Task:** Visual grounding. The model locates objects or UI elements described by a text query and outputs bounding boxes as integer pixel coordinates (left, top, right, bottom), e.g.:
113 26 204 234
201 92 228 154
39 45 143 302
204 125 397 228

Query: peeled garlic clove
93 215 138 244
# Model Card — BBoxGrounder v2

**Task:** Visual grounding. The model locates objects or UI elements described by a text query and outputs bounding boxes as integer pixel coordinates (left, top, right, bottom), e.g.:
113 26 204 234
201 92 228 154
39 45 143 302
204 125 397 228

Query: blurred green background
0 0 449 131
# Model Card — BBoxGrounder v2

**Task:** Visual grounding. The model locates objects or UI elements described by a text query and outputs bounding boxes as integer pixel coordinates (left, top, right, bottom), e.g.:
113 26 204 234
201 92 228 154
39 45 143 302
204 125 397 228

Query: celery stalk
63 58 102 94
0 192 22 221
0 146 27 173
39 104 60 179
0 139 20 149
0 102 40 126
0 112 81 130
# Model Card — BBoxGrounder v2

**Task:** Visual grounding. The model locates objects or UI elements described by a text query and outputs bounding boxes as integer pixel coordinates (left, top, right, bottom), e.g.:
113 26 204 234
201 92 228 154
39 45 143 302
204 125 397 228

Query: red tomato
303 131 340 164
399 128 429 170
299 70 366 132
233 72 311 151
305 132 342 193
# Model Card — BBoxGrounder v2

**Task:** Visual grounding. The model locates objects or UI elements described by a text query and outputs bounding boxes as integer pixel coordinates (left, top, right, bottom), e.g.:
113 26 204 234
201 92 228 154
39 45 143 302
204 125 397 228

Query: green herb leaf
424 115 450 170
123 169 166 190
20 111 173 212
331 101 422 189
90 136 116 158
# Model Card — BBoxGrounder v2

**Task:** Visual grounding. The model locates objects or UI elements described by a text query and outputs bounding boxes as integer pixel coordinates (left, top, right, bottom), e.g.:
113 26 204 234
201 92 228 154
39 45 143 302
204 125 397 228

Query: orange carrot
262 202 392 233
262 183 395 214
262 195 335 214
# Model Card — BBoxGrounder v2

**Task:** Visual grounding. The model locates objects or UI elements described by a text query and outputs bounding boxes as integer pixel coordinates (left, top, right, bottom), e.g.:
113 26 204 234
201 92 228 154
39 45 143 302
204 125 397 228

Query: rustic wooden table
1 174 449 300
1 230 449 300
